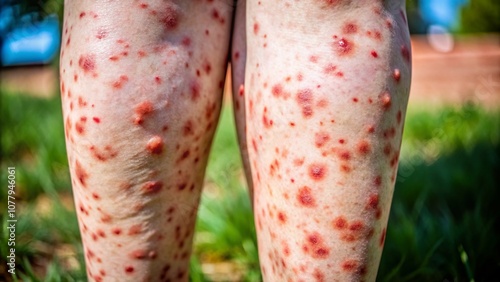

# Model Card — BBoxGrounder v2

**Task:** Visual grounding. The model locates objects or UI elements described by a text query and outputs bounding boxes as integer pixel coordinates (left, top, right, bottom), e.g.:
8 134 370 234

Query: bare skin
61 0 410 281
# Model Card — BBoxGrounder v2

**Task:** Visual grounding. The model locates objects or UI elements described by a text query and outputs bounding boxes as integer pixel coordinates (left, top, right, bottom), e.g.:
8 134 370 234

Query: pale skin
60 1 411 281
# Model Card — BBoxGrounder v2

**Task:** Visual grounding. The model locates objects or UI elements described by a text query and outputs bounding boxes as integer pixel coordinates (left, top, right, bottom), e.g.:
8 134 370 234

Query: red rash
309 163 327 181
341 259 358 272
371 50 378 58
356 140 371 155
393 68 401 82
277 212 287 224
160 6 179 30
254 23 260 35
134 101 154 125
142 181 163 194
303 232 330 259
112 75 129 89
380 91 392 110
297 186 316 207
146 136 164 155
315 132 330 148
342 22 358 34
401 45 410 62
333 216 348 229
272 84 284 98
334 38 354 56
78 54 96 73
296 89 314 118
75 160 88 187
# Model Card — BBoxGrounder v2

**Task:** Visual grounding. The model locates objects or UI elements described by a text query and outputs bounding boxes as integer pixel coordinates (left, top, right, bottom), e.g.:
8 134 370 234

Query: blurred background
1 0 499 281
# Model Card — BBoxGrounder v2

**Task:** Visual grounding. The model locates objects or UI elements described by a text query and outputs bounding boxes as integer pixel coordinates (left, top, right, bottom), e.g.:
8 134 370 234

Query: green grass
1 90 499 281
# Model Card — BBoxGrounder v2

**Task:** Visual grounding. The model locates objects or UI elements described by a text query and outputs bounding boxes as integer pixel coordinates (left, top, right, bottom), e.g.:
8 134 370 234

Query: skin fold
61 0 410 281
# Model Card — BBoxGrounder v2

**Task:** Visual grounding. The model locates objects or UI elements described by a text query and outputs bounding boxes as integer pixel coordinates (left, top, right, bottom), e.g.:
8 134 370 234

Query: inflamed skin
60 0 411 281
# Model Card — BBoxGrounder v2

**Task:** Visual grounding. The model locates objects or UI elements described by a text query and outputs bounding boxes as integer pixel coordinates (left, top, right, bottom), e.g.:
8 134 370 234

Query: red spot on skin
253 23 259 35
78 55 96 74
384 144 392 156
277 212 287 224
203 61 212 74
74 74 78 82
380 91 392 110
128 224 142 235
371 50 378 58
262 107 273 128
181 37 191 47
303 232 330 259
134 101 154 125
337 149 351 161
401 45 410 62
322 0 341 7
272 84 284 98
142 181 163 194
125 266 134 274
349 220 364 232
380 228 386 246
112 75 129 89
160 5 179 30
341 260 358 272
367 125 375 134
296 89 314 118
130 250 147 260
367 194 379 210
334 38 354 56
155 76 162 84
297 186 316 207
315 132 330 148
333 216 348 229
383 127 396 139
183 120 194 136
342 22 358 34
147 136 164 155
309 163 326 181
340 164 352 173
357 139 371 155
191 81 200 101
313 268 325 282
374 175 382 187
109 55 119 61
211 8 225 24
75 120 85 135
352 97 358 103
139 3 148 8
393 68 401 82
397 110 402 124
112 228 122 235
137 50 147 57
79 12 86 18
75 160 88 187
96 29 107 39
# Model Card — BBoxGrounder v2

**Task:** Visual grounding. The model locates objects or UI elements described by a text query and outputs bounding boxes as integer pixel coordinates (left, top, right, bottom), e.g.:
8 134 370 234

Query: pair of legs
60 1 411 281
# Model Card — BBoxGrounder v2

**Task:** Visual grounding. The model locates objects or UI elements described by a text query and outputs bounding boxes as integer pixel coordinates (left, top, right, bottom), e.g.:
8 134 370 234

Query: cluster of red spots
112 75 129 89
334 37 354 56
371 50 379 58
90 145 118 161
296 89 314 118
342 22 358 34
78 54 97 77
146 136 164 155
75 160 88 187
262 107 273 128
309 163 326 181
380 91 392 111
356 139 371 155
160 5 179 30
297 186 316 207
253 22 260 35
134 101 154 125
142 181 163 194
401 45 410 62
323 63 344 77
393 68 401 83
333 216 370 242
211 8 225 24
315 131 331 148
302 232 330 259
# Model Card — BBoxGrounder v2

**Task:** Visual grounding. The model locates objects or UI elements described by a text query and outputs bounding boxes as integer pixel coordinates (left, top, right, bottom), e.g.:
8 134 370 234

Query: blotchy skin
61 0 411 281
60 1 232 281
241 1 411 281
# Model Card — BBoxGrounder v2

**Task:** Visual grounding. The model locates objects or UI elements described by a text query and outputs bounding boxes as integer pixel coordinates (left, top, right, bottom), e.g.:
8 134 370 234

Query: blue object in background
419 0 468 30
1 3 60 66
